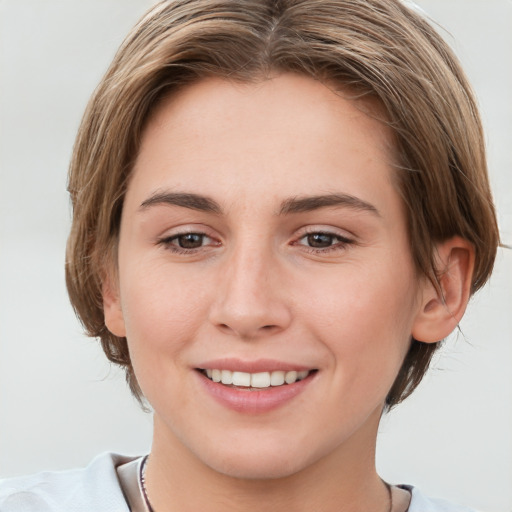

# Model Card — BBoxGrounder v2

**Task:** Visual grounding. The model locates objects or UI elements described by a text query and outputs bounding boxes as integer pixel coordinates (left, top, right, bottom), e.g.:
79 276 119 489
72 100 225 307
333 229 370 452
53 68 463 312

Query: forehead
129 73 398 212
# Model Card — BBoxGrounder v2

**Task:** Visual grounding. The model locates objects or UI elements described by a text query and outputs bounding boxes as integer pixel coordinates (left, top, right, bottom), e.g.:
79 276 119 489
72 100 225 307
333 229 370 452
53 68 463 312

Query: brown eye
175 233 205 248
306 233 335 248
295 231 353 253
158 231 219 254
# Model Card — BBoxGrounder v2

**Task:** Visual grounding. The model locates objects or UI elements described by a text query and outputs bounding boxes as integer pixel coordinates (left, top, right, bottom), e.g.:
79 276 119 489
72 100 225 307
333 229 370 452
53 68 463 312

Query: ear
102 275 127 338
412 237 475 343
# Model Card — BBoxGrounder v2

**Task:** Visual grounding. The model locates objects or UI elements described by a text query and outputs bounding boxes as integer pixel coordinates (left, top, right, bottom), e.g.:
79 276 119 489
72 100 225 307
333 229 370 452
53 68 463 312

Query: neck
144 407 389 512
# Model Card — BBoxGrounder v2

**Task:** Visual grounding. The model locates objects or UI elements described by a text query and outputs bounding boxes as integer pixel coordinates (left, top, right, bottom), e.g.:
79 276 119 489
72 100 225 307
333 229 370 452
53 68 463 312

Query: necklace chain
140 456 155 512
139 455 393 512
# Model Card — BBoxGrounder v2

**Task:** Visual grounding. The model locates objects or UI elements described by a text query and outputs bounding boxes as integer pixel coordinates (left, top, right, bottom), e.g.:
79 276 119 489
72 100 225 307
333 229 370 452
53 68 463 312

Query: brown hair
66 0 499 408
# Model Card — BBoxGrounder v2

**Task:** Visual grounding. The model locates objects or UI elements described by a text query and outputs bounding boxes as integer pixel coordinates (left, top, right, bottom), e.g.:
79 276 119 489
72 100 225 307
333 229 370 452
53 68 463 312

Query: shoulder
0 452 138 512
406 485 480 512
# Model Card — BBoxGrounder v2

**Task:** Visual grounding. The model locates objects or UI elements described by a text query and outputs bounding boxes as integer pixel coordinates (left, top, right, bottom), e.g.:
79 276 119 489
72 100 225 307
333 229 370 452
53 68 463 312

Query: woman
0 0 500 510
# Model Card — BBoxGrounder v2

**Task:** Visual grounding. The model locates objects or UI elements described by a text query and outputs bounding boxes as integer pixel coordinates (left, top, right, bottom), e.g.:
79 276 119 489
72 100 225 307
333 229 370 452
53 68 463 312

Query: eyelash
157 229 354 255
294 231 354 254
157 232 219 255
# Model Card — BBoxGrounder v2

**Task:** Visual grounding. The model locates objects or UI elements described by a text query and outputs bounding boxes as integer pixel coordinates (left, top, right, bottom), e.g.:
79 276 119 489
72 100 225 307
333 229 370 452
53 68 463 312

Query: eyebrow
139 191 380 217
140 191 222 214
278 194 380 216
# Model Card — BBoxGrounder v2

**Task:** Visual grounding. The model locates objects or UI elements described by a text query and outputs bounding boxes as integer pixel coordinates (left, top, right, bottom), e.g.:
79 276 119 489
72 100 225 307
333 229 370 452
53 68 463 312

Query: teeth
203 369 311 388
270 370 285 386
232 371 251 387
221 370 233 385
251 372 271 388
285 370 297 384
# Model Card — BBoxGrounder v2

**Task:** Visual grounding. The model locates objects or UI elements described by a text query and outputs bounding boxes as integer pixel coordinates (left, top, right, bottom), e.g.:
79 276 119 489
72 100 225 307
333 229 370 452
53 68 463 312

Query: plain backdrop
0 1 511 511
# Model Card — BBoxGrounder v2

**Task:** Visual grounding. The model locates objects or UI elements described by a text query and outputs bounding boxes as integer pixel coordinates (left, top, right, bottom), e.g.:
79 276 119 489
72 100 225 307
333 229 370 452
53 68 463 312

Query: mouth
198 368 316 389
196 362 318 412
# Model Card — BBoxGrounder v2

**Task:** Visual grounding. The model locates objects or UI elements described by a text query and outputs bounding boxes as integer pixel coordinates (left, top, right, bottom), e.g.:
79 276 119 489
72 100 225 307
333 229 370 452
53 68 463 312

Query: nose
208 242 292 340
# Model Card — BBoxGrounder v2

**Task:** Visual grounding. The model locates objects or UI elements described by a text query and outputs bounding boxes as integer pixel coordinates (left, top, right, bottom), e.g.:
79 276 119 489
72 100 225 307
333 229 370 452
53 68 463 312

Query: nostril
214 322 280 338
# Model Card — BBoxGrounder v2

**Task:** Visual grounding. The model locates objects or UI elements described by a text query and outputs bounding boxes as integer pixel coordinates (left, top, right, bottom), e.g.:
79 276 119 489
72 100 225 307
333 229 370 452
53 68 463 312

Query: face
105 74 428 479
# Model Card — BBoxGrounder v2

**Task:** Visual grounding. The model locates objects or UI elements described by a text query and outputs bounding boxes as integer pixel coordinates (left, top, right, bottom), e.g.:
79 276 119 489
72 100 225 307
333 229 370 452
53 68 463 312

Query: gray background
0 1 511 511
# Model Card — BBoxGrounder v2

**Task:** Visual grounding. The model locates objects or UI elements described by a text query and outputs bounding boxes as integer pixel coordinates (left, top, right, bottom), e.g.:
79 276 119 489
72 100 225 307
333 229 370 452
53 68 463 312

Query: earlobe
102 277 127 338
412 237 475 344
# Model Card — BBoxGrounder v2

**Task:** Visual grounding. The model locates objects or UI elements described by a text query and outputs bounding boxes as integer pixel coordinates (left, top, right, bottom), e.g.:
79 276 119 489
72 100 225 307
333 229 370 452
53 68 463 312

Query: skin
103 74 473 511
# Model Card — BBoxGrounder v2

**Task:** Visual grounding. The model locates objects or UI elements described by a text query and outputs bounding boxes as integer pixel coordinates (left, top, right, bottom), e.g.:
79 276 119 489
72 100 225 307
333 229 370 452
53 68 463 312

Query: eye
304 233 337 248
295 231 353 252
173 233 208 249
157 231 219 253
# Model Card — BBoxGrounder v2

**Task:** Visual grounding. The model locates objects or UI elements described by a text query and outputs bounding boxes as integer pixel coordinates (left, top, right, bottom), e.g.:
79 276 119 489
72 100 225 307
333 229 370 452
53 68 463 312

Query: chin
210 456 306 481
195 439 324 481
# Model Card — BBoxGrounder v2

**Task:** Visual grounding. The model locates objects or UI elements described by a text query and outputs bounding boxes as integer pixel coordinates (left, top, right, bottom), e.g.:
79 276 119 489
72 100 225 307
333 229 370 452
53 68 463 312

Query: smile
196 365 317 412
201 369 312 388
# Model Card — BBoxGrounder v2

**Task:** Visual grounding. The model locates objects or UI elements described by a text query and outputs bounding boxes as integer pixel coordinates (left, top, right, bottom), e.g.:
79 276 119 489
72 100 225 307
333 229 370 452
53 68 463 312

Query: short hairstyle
66 0 499 408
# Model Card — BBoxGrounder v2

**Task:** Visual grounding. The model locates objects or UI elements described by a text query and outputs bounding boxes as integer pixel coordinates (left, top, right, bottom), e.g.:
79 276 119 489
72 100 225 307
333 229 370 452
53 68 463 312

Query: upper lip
196 358 314 373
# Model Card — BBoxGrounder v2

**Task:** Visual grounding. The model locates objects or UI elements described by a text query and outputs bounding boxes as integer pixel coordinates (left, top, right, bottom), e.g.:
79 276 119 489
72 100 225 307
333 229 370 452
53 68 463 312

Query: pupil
307 233 333 248
179 233 203 248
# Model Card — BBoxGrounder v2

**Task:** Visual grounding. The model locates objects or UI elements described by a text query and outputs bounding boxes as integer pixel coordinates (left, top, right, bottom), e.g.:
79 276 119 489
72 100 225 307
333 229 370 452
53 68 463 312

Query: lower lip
196 371 315 413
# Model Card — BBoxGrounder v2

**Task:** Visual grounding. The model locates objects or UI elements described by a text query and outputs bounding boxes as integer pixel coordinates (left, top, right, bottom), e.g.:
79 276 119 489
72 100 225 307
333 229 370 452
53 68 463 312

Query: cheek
119 271 209 409
119 261 211 365
299 263 418 379
302 259 417 331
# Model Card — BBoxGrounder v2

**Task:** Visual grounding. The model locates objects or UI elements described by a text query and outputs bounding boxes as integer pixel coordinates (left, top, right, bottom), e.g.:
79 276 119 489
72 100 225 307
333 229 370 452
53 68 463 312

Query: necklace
139 455 155 512
139 456 393 512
